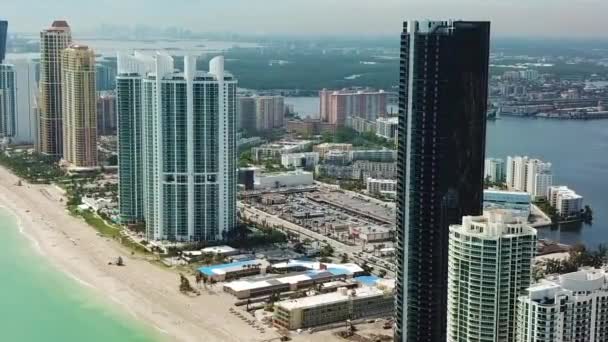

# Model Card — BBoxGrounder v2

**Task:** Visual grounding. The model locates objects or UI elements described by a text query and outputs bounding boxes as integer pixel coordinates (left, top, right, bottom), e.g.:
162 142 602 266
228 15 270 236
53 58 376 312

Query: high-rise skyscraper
38 20 72 157
118 53 237 242
61 45 97 169
116 52 154 224
255 96 284 132
97 91 117 136
506 156 553 199
10 59 38 145
395 20 490 342
0 63 16 140
0 20 7 64
237 96 256 135
319 89 387 126
447 212 536 342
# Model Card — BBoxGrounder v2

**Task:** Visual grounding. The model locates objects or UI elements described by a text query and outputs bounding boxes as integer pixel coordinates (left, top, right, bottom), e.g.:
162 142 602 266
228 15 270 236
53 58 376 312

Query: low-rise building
260 194 287 205
483 190 532 219
516 269 608 342
80 197 113 212
286 119 336 136
313 143 353 159
350 149 397 163
353 160 397 179
271 260 364 276
281 152 319 170
198 259 270 282
349 225 393 243
375 117 398 140
224 267 360 299
366 178 397 197
347 116 376 134
201 245 239 257
548 186 583 217
324 150 350 166
316 161 397 180
252 140 313 161
254 170 314 189
273 286 394 330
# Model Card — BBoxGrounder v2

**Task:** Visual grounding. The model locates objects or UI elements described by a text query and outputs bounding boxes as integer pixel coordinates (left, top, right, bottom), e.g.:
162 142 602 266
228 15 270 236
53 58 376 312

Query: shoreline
0 165 282 342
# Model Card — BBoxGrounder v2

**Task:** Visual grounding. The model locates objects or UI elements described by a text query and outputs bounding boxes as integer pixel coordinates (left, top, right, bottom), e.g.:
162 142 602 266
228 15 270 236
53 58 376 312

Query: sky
3 0 608 38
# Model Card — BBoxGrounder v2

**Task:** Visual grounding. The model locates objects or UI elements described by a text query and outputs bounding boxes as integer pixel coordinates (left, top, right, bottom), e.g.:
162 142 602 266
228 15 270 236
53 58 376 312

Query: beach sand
0 165 286 342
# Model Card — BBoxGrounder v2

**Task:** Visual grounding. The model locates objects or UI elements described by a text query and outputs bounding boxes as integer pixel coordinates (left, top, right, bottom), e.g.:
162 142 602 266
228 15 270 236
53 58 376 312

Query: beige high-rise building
61 45 97 169
38 20 72 157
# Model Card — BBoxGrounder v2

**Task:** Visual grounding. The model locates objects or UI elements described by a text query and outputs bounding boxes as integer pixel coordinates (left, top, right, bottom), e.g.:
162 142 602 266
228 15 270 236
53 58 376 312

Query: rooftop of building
201 245 238 255
272 259 364 275
376 117 399 123
198 259 269 277
527 269 608 302
51 20 69 28
224 269 352 292
366 178 397 184
484 189 533 198
314 143 353 148
276 286 390 311
255 170 313 177
256 140 312 149
451 211 536 238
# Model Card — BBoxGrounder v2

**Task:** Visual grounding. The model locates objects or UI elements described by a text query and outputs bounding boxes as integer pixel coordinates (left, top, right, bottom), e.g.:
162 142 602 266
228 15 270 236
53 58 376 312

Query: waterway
286 96 608 248
0 208 159 342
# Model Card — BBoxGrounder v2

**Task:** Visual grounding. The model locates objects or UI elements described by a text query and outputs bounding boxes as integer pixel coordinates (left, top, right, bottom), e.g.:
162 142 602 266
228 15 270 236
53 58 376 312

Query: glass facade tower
395 20 490 342
0 64 16 139
116 52 154 224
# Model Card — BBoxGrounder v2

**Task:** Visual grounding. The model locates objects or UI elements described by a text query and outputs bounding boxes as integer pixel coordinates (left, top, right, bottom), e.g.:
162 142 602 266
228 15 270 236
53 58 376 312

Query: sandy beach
0 165 284 342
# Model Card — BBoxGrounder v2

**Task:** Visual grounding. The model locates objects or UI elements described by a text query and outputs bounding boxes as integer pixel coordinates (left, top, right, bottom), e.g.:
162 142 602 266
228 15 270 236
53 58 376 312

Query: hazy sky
3 0 608 38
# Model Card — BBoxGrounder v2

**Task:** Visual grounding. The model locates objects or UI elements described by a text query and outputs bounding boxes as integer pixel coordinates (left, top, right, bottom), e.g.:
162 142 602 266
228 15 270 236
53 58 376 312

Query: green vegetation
322 127 394 149
535 199 559 221
79 209 121 238
320 244 335 257
535 199 593 223
340 253 349 263
197 48 398 91
238 151 255 168
0 151 64 183
483 176 507 190
226 223 288 249
543 244 608 276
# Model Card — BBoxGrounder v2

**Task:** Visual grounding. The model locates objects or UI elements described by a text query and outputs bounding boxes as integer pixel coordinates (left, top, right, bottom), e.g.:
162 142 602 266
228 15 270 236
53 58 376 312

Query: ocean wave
0 204 44 255
66 271 97 289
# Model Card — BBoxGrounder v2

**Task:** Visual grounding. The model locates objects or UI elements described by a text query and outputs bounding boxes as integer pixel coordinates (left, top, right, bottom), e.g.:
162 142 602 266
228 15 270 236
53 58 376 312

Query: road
238 202 395 278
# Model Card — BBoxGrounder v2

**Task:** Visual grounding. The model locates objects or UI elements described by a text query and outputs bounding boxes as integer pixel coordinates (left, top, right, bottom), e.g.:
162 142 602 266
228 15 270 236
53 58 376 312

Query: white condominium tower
61 45 97 169
118 53 237 242
506 156 553 199
447 211 537 342
517 269 608 342
38 20 72 157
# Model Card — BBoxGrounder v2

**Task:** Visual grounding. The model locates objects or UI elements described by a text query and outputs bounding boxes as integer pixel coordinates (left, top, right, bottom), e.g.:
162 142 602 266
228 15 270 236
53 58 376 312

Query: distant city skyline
2 0 608 38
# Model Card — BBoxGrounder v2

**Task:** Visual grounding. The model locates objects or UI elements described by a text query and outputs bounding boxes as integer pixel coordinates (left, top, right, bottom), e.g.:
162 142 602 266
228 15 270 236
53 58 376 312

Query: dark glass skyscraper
0 20 7 63
395 20 490 341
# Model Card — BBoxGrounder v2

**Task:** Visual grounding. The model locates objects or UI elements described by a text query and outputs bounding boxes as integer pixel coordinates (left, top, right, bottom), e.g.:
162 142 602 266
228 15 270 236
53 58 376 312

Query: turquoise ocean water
0 207 160 342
